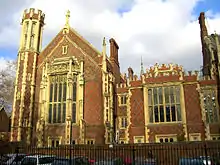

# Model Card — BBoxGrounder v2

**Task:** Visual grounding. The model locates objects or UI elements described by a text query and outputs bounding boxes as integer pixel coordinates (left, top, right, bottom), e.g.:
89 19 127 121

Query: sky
0 0 220 75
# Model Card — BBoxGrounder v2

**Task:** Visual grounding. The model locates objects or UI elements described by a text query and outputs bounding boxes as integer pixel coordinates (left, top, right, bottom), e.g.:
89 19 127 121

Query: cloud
0 0 220 75
0 57 9 71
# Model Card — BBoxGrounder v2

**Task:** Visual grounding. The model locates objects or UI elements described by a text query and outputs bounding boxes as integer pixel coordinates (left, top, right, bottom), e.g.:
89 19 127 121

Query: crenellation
22 8 45 24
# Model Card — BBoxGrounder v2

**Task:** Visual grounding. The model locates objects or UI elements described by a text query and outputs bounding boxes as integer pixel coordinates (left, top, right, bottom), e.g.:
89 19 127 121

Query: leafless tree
0 60 16 114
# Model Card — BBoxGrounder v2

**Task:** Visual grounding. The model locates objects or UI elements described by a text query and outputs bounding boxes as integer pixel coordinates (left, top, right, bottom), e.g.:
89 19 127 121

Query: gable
38 27 102 67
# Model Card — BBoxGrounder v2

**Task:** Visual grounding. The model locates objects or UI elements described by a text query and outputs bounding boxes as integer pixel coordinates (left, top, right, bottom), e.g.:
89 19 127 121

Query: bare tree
0 60 16 113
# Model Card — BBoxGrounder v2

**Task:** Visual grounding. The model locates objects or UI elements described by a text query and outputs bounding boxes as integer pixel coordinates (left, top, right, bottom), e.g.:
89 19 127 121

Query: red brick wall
129 88 145 143
183 83 205 139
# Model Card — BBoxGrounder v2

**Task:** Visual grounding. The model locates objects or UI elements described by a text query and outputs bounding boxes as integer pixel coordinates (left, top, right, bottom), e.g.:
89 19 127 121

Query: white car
20 155 56 165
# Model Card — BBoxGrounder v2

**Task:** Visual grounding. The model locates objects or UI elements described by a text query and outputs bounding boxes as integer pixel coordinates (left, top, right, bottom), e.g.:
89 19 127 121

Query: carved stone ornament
16 92 21 100
27 73 31 81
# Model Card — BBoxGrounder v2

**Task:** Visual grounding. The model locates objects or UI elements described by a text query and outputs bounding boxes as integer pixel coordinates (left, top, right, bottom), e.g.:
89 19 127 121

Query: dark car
94 158 124 165
52 156 90 165
0 154 26 165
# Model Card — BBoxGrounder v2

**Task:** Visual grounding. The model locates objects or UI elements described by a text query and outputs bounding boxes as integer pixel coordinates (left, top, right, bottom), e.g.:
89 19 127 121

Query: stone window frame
133 136 144 144
48 136 62 147
119 117 127 129
119 139 126 144
155 134 177 143
62 45 68 55
30 21 36 49
202 87 219 124
46 57 80 125
148 86 182 123
86 139 95 145
189 133 201 141
118 94 128 106
210 134 220 140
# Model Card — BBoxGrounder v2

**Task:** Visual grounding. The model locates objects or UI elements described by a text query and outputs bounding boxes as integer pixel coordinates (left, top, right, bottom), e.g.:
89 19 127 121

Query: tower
10 8 45 144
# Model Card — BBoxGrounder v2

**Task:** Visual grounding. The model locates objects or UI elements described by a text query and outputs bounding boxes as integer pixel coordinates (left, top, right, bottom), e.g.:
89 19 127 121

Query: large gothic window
48 75 67 124
148 86 182 123
203 89 219 123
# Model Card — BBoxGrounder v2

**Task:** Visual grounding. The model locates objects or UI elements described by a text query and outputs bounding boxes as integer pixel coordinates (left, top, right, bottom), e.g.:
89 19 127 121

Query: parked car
20 155 56 165
52 156 90 165
94 158 124 165
179 158 207 165
0 153 26 165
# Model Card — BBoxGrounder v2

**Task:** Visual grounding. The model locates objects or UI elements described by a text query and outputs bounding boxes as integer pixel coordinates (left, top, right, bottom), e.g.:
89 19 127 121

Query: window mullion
152 89 155 123
163 87 166 123
174 87 178 122
157 88 160 123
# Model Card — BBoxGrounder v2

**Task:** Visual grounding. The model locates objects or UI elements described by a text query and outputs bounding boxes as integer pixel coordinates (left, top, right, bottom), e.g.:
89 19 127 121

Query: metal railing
0 141 220 165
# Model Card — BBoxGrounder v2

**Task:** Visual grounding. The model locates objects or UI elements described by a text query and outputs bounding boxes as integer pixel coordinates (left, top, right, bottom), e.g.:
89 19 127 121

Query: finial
103 37 106 46
65 10 70 26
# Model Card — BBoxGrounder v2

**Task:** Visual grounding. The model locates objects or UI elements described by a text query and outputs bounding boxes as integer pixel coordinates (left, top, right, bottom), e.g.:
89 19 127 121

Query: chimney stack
109 38 119 64
198 12 208 40
128 67 134 81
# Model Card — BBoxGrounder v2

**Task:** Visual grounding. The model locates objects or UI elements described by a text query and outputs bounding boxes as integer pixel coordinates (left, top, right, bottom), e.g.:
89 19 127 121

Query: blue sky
194 0 220 15
0 0 220 73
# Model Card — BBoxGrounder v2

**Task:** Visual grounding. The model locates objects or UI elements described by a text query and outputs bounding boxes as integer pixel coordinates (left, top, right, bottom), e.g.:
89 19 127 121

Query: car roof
25 155 55 158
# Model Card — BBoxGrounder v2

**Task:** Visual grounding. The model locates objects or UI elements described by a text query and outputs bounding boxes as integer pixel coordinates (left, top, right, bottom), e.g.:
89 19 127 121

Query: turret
10 8 45 145
19 8 45 52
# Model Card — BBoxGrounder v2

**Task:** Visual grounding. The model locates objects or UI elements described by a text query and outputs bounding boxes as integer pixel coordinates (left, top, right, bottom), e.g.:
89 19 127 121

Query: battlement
21 8 45 24
118 63 202 87
183 70 199 77
116 83 128 88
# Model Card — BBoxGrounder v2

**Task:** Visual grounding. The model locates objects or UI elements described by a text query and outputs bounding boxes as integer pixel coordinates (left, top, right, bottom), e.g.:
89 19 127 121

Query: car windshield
14 155 26 162
39 157 55 164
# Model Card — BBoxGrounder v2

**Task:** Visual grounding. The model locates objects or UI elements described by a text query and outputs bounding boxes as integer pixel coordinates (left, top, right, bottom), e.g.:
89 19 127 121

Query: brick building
10 9 220 147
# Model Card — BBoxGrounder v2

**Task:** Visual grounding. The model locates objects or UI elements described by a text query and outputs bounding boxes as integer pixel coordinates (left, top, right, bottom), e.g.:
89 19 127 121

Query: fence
1 141 220 165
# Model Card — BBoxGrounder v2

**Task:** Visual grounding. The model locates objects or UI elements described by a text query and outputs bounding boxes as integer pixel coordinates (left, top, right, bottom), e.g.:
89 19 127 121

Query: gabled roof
38 26 102 67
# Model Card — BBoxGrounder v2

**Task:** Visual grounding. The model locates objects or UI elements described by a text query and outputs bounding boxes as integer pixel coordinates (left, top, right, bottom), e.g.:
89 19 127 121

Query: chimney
128 67 134 81
198 12 210 77
109 38 119 64
198 12 208 38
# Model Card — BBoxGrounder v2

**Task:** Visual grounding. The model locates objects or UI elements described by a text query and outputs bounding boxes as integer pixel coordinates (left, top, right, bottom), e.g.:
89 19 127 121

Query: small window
72 140 76 144
218 137 220 140
170 138 174 142
159 138 163 143
165 138 169 143
120 95 127 105
62 45 68 54
120 141 124 144
213 137 216 140
87 140 94 145
121 117 127 128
